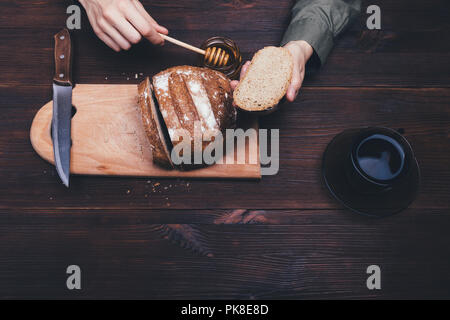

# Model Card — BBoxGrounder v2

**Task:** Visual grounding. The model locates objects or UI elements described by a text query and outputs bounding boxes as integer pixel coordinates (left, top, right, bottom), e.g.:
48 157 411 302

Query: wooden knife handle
53 28 73 86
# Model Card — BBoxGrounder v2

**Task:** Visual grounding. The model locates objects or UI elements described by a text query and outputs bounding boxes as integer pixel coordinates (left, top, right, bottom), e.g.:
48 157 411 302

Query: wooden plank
1 219 449 299
0 0 449 88
0 207 445 225
29 84 260 179
1 87 448 210
0 0 449 300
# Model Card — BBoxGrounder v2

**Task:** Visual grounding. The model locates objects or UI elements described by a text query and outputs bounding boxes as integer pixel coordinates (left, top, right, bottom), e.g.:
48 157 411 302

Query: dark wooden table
1 0 449 299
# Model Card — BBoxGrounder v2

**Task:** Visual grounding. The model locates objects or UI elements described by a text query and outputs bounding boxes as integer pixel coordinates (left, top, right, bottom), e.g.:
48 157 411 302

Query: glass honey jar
200 36 243 80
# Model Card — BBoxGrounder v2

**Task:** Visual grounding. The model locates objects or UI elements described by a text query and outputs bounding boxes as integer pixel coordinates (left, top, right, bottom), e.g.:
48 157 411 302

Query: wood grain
2 87 447 210
30 84 260 179
1 0 449 88
1 213 449 299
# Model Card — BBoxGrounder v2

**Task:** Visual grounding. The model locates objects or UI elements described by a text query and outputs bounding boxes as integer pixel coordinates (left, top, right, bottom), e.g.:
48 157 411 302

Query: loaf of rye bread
234 46 293 112
138 66 236 169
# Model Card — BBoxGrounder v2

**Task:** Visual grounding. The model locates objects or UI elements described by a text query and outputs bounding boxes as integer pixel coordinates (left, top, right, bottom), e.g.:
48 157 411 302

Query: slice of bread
138 77 173 169
233 46 293 112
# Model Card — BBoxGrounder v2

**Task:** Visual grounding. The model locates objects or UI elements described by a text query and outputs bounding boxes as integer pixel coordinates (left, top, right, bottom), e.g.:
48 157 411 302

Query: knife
52 28 73 187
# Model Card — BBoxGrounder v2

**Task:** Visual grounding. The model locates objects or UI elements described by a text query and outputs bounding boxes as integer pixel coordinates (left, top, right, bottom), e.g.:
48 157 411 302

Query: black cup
322 127 420 217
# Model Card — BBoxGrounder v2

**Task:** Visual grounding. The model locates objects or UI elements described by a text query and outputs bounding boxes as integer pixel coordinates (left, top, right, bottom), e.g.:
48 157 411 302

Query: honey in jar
200 37 243 80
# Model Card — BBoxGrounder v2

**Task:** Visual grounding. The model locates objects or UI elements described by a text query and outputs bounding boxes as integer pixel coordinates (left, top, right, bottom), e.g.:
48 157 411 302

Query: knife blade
52 28 73 187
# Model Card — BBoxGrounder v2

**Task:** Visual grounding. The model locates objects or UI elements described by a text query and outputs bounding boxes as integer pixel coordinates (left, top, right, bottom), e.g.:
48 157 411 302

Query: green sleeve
281 0 361 67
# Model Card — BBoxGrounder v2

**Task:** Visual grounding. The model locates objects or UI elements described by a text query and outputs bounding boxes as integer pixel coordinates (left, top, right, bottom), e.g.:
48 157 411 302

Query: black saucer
322 128 420 217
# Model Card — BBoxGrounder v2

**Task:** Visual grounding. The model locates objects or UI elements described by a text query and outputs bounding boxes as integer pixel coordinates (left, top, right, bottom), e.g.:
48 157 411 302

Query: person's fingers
104 7 142 46
124 4 164 45
92 20 121 52
97 30 121 52
155 25 169 35
98 18 132 50
229 61 250 93
230 80 239 91
286 64 303 102
115 18 142 45
141 25 165 45
286 83 299 102
240 61 251 79
286 82 297 102
132 0 169 35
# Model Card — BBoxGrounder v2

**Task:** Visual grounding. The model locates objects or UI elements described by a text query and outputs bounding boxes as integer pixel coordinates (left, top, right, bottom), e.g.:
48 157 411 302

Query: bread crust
138 77 173 169
153 66 235 134
233 46 294 112
150 66 236 170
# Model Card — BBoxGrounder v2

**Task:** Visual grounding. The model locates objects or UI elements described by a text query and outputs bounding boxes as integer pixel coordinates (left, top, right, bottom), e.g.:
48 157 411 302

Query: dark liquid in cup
356 134 405 181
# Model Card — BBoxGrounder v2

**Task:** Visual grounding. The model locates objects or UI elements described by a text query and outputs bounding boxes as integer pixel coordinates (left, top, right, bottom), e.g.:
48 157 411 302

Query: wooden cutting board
30 84 261 179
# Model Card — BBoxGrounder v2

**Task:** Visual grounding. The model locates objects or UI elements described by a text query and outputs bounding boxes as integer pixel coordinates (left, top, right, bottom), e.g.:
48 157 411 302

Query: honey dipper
158 33 230 67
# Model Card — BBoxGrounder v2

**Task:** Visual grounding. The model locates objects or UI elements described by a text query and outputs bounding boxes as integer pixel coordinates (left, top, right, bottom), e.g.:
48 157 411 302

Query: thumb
286 85 299 102
145 27 165 45
230 80 239 91
286 67 302 102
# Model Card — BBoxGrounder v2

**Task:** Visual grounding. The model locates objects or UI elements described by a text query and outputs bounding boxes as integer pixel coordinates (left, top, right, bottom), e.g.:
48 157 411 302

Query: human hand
79 0 169 51
230 40 313 102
